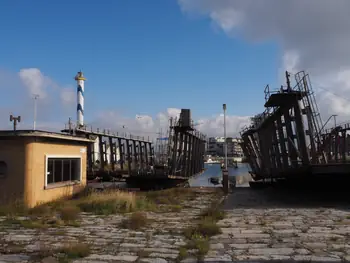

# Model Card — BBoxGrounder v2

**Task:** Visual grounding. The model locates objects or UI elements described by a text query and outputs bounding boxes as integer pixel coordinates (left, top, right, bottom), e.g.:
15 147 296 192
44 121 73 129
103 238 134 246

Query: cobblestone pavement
205 187 350 262
1 186 350 263
0 188 220 263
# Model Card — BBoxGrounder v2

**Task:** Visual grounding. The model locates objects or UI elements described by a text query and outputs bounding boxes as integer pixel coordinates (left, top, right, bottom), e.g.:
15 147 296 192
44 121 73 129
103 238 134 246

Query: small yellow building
0 130 93 208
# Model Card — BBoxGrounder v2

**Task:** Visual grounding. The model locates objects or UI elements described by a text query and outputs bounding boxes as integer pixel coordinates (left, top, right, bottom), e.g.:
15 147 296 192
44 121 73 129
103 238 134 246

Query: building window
0 161 7 178
46 157 81 185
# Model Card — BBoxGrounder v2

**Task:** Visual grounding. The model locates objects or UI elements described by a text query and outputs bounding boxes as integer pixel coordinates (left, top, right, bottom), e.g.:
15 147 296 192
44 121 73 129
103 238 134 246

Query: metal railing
63 122 152 142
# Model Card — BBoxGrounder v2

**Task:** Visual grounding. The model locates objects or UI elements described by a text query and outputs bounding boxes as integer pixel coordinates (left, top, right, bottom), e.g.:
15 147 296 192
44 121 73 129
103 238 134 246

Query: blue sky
0 0 281 131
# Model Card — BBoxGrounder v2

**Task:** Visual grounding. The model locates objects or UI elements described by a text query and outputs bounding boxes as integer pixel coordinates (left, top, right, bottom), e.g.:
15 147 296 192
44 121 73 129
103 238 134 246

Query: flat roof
0 130 94 143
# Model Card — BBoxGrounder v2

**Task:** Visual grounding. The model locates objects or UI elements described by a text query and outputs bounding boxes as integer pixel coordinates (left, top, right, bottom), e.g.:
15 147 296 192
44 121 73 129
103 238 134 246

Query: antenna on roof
10 115 21 131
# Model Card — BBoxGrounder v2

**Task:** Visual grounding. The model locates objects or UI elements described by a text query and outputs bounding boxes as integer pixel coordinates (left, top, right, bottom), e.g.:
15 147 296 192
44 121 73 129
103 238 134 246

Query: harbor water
189 163 252 188
89 163 252 190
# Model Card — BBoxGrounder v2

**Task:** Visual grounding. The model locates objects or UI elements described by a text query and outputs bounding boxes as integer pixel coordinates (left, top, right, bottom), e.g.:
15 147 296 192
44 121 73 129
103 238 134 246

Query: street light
222 103 229 194
33 94 39 130
223 104 227 169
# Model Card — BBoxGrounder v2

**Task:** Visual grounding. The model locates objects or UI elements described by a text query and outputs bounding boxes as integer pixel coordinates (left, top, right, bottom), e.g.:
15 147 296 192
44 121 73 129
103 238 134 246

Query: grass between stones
120 211 150 230
0 187 199 229
32 243 91 263
178 196 225 261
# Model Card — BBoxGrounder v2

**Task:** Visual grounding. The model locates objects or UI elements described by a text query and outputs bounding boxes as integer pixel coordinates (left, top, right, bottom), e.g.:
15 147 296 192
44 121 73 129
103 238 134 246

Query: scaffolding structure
240 71 350 181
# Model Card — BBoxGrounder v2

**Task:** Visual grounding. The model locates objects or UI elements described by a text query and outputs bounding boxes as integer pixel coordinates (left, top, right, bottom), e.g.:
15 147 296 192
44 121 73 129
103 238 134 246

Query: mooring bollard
222 168 229 194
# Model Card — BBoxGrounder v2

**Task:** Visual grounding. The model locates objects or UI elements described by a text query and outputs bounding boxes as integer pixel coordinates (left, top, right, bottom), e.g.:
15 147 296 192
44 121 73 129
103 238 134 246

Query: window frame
45 155 82 189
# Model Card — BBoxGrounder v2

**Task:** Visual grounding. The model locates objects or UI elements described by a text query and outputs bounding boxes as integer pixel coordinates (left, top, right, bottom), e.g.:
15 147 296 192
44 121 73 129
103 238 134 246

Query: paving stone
139 258 168 263
295 248 311 255
209 243 224 250
304 242 328 249
85 254 138 261
235 255 270 261
0 254 30 262
120 243 146 248
248 247 294 256
174 241 186 246
2 188 350 263
180 258 197 263
72 260 109 263
203 254 232 262
148 253 177 259
270 255 291 260
41 257 59 263
228 233 270 239
270 222 294 228
143 248 178 254
310 256 341 262
5 235 33 242
229 243 267 249
240 229 264 234
228 251 243 258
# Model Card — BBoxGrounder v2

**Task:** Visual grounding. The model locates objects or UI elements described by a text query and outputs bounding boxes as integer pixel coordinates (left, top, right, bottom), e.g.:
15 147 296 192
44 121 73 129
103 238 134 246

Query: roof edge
0 130 94 143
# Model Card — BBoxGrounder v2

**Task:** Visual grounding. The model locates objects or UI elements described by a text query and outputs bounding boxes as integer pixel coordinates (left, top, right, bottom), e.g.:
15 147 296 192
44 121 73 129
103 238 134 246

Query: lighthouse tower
75 71 86 127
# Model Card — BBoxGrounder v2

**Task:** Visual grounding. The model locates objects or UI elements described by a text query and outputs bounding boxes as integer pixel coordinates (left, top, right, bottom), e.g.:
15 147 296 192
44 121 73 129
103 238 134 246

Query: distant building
0 130 93 208
206 137 244 157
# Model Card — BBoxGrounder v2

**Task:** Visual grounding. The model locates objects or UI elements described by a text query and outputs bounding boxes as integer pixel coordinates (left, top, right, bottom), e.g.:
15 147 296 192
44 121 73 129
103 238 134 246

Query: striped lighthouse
75 71 86 127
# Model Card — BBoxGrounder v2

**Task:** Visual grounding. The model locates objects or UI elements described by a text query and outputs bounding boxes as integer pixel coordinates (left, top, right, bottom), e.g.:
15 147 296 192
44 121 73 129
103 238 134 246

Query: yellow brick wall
0 140 26 205
24 139 87 207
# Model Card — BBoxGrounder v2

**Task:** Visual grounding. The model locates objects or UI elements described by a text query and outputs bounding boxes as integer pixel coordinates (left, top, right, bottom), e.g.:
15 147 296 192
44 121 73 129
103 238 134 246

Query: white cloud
0 68 79 129
178 0 350 127
196 115 251 137
89 108 250 140
18 68 52 99
60 87 76 106
2 67 250 138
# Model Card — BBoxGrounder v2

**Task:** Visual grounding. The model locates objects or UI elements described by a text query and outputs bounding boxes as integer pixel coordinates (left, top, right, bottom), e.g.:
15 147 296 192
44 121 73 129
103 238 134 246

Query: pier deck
241 71 350 182
62 109 206 188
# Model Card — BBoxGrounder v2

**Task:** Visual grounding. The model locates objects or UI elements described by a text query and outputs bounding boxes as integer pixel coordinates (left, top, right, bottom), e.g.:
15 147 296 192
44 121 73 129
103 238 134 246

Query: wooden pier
62 109 206 189
240 71 350 184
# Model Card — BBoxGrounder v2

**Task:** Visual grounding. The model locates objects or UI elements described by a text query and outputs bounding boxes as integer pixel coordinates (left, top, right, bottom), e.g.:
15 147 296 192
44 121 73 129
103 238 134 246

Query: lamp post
222 103 229 194
223 103 227 169
33 94 39 130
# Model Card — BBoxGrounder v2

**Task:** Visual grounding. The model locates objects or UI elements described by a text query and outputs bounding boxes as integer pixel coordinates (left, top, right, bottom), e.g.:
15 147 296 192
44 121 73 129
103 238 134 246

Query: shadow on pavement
223 185 350 211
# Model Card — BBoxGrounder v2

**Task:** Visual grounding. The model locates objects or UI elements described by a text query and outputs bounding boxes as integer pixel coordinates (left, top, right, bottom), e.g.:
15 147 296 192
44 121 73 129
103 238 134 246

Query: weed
134 197 158 212
0 200 27 216
181 198 224 261
168 205 182 212
75 190 137 215
52 230 66 236
199 204 225 221
58 243 91 259
28 243 89 263
184 219 221 239
120 212 148 230
2 218 47 229
144 188 197 206
184 233 210 260
177 247 188 261
257 217 267 226
29 204 52 216
59 205 80 222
